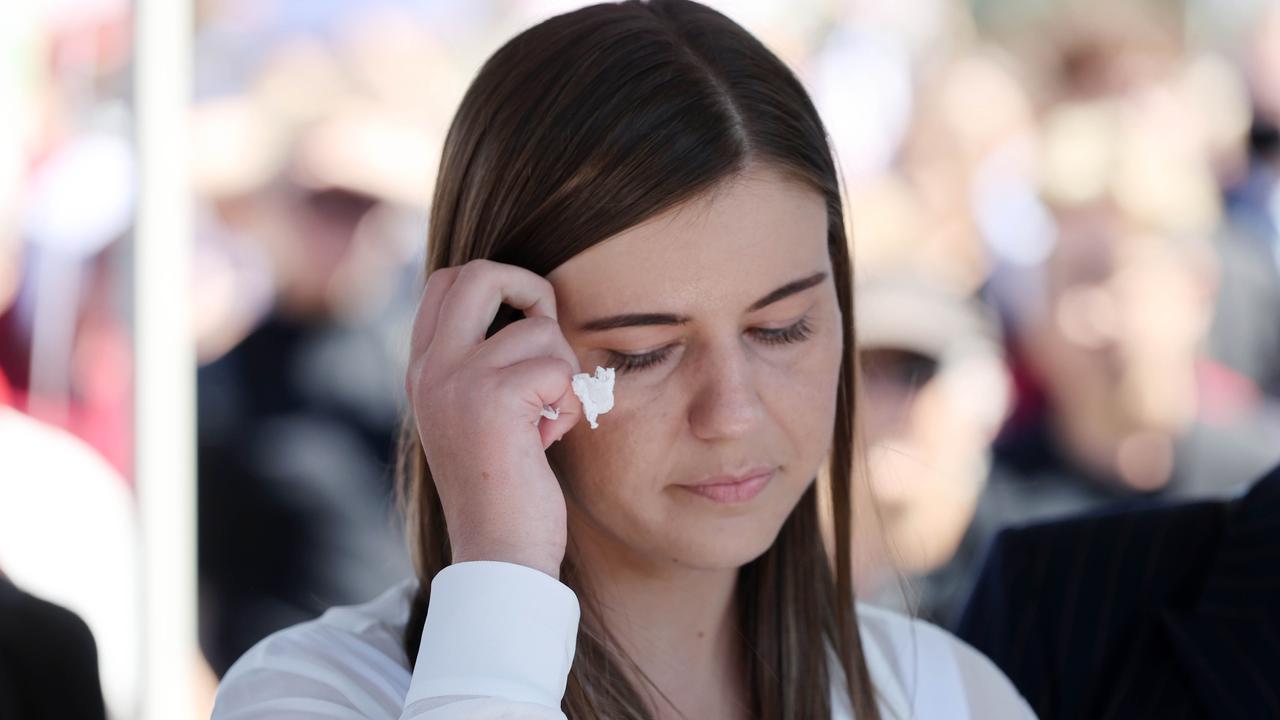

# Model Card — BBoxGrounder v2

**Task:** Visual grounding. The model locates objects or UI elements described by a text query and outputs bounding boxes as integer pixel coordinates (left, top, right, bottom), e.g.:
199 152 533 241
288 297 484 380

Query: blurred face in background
216 184 379 320
1022 203 1217 489
853 342 1008 580
545 165 844 577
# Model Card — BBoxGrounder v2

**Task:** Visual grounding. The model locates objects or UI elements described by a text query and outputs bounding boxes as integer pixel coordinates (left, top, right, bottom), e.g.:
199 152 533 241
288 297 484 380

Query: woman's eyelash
609 346 673 373
606 316 815 373
753 316 814 346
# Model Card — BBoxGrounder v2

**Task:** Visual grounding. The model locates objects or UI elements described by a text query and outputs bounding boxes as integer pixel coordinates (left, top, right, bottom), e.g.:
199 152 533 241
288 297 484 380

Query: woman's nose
687 341 764 441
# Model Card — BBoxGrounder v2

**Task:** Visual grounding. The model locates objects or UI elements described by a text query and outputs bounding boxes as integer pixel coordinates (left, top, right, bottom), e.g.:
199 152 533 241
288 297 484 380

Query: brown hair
395 1 880 717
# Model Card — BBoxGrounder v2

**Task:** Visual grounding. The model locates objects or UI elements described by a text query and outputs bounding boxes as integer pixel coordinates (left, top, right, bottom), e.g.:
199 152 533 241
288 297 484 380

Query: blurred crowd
1 0 1278 717
843 1 1280 627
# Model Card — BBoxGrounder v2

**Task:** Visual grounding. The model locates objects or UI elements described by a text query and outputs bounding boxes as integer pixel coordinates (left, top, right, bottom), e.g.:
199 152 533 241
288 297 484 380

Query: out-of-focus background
1 0 1277 717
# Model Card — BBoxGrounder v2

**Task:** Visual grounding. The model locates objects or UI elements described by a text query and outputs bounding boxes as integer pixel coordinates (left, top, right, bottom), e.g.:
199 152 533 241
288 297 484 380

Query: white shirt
212 561 1035 719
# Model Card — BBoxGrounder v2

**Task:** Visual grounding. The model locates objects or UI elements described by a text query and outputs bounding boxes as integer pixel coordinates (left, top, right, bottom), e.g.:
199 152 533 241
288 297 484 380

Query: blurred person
1002 0 1185 104
977 92 1280 553
192 14 450 678
0 571 107 720
1004 0 1279 405
0 129 137 478
838 49 1033 627
0 0 137 477
0 158 139 720
957 461 1280 720
193 22 437 676
196 175 415 674
891 47 1040 296
212 2 1034 718
844 273 1012 627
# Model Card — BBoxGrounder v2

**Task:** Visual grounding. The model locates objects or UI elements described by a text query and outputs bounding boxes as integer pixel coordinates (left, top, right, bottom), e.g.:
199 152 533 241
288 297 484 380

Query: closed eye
606 316 816 374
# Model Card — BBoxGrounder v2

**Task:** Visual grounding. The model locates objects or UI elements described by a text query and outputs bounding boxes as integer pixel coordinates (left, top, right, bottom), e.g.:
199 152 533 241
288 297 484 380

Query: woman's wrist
451 543 563 580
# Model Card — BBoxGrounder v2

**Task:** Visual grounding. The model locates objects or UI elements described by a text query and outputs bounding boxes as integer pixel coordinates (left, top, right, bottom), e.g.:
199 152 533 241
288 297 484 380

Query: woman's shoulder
212 578 419 718
852 601 1036 719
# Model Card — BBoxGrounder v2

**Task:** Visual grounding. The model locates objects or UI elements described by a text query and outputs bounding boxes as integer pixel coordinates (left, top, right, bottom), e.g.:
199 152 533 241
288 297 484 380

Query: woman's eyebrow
576 271 828 332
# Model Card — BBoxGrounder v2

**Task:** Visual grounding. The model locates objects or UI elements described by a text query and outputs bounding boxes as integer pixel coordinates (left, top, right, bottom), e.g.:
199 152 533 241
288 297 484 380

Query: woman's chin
658 524 783 571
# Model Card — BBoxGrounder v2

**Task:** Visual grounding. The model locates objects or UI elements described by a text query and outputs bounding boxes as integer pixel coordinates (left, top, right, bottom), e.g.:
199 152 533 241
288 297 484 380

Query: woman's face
546 165 842 572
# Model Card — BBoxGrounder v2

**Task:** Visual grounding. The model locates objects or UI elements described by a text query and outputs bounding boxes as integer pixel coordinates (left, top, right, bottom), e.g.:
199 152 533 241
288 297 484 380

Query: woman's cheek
785 330 842 423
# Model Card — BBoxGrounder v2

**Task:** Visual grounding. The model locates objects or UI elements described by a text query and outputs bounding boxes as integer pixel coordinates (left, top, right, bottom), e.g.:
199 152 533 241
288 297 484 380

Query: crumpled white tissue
539 366 615 429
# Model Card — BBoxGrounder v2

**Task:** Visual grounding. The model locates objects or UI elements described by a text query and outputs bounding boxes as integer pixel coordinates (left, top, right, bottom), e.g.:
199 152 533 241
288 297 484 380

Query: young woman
212 2 1034 717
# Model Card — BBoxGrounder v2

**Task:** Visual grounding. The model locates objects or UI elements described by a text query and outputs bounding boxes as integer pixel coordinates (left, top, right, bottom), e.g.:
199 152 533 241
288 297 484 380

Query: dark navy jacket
957 464 1280 720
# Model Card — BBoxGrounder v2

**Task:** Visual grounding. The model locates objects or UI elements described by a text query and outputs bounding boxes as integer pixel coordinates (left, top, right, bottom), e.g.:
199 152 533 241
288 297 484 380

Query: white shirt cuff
406 561 580 710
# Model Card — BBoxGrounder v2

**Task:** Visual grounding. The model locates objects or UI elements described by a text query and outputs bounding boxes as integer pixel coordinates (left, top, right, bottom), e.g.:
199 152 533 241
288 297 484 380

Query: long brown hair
395 2 880 717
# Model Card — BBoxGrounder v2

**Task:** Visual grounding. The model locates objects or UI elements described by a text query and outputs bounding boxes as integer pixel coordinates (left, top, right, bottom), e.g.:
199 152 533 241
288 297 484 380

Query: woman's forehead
547 167 829 318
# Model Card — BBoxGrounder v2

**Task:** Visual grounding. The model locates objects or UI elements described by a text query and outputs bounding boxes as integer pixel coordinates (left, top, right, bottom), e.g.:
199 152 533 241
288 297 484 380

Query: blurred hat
855 273 1001 363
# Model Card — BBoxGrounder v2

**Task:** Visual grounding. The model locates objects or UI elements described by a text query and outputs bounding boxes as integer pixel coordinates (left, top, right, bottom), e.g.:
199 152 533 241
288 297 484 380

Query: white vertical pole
134 0 197 717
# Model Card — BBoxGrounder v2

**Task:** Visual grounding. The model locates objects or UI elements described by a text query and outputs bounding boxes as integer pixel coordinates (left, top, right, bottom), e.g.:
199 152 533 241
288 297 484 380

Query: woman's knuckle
543 356 573 378
526 315 559 334
462 259 496 284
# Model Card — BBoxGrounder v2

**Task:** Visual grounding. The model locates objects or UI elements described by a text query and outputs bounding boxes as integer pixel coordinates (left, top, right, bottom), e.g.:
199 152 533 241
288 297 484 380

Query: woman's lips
679 468 776 504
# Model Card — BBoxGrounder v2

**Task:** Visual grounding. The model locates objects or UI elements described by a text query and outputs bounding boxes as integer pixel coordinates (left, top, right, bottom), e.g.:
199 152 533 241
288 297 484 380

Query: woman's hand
406 259 583 579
